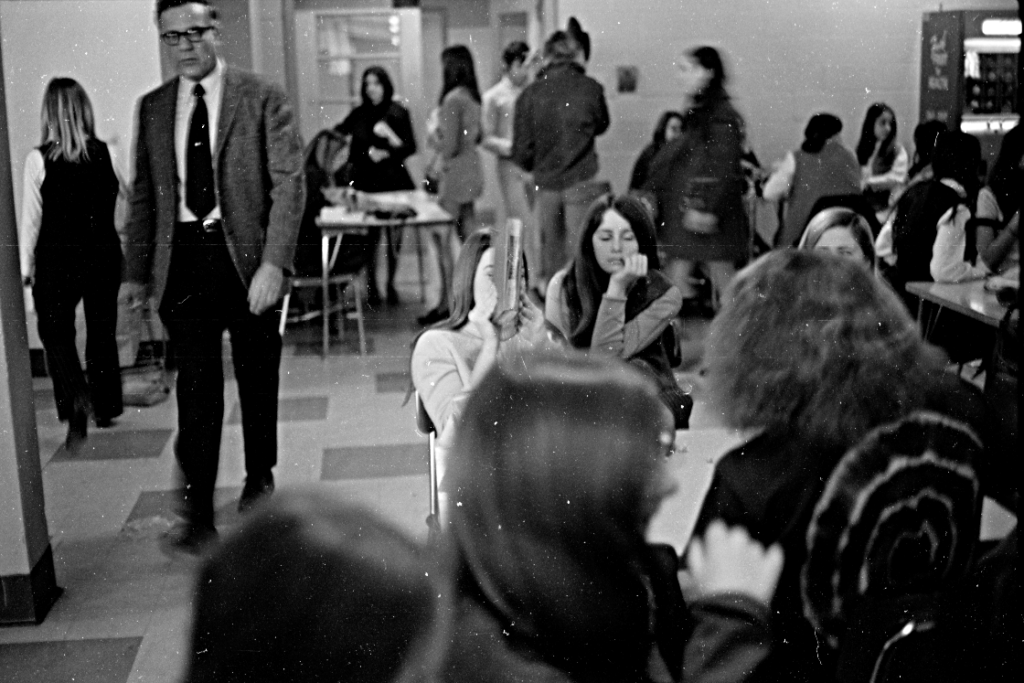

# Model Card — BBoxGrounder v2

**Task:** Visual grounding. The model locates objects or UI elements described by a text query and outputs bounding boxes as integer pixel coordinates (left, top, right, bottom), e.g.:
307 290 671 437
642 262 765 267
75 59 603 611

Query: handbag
122 303 171 407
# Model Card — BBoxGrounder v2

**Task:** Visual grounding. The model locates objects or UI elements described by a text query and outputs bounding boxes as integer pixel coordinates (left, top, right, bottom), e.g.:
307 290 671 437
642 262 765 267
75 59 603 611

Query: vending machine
920 9 1020 166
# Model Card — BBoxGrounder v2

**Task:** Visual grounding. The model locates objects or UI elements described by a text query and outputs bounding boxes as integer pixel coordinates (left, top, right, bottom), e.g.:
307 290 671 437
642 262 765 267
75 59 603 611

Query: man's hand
248 263 285 315
119 281 148 310
687 520 784 606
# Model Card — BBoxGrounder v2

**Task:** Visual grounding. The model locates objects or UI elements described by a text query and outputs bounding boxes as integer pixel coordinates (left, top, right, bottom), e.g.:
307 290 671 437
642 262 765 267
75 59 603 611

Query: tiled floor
0 269 716 683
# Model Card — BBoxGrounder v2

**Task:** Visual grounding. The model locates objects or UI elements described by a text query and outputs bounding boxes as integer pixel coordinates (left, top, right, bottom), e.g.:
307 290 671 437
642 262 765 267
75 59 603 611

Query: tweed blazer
123 67 304 308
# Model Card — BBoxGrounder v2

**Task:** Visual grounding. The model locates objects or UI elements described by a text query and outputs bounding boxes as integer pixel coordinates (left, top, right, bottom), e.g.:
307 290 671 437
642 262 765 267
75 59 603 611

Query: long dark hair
987 125 1024 219
689 46 727 104
652 110 683 147
932 130 983 200
563 194 662 347
447 350 673 683
801 113 843 154
908 119 947 179
440 45 480 104
856 102 897 170
360 66 395 109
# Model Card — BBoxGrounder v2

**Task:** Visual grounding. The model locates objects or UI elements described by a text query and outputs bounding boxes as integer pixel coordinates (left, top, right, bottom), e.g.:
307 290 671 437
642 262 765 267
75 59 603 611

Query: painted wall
0 0 162 221
556 0 1018 193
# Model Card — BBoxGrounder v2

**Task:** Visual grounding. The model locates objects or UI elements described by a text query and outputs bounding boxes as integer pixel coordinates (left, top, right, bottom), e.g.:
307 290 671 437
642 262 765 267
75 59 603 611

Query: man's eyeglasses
160 26 214 46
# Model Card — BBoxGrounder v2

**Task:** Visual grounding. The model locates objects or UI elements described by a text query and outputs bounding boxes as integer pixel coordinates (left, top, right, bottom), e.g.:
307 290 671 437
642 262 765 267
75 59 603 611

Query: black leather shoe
238 472 275 513
159 522 218 557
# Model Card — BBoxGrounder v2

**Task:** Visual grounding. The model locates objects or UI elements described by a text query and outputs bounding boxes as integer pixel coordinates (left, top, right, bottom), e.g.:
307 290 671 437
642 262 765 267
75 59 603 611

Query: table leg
322 234 330 359
417 228 427 303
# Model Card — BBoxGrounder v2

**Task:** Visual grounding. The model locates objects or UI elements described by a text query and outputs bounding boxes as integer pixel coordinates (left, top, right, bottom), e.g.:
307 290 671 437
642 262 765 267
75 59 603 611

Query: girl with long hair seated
439 350 784 683
545 193 691 427
411 229 551 443
974 124 1021 275
856 102 909 222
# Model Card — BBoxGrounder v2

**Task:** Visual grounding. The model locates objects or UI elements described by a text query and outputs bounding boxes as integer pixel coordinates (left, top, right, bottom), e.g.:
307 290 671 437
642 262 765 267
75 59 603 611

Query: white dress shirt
175 59 225 221
481 76 521 159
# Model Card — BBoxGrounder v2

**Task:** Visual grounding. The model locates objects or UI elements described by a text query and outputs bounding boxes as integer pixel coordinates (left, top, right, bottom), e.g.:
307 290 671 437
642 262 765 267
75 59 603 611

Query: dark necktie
186 83 215 219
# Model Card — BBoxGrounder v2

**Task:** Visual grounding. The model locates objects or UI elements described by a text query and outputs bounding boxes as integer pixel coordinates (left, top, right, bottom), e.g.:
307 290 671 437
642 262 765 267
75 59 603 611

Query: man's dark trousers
160 220 281 528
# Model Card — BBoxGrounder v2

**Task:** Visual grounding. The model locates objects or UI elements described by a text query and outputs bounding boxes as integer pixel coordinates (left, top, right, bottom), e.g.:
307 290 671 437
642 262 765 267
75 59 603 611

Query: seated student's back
186 490 441 683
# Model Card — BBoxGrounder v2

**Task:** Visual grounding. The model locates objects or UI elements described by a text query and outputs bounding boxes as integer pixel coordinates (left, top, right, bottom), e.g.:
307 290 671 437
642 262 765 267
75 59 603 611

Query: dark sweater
693 374 988 682
511 61 609 190
335 101 416 193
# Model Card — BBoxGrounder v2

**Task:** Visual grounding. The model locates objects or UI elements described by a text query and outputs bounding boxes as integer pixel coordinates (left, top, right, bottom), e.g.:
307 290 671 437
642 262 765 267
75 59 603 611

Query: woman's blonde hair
40 77 96 163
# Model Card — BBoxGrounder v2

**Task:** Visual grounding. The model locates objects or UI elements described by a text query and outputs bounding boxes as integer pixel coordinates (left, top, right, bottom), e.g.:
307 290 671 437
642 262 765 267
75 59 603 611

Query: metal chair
279 229 367 358
415 392 440 537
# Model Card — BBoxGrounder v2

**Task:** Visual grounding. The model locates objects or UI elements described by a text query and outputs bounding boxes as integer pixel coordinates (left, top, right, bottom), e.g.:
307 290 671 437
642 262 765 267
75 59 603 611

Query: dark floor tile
30 348 48 378
321 443 427 480
226 396 329 425
49 429 173 463
0 637 141 683
290 336 376 356
375 371 411 394
122 488 243 531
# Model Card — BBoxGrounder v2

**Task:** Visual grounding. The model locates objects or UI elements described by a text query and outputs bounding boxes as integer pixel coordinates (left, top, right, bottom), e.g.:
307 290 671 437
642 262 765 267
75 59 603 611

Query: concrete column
0 32 60 625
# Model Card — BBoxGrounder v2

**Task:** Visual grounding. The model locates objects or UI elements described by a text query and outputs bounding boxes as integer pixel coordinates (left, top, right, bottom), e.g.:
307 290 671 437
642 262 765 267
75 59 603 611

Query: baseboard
0 545 63 626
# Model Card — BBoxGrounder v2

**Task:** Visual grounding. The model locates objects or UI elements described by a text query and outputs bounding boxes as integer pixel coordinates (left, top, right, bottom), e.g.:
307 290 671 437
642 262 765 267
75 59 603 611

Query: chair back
415 393 436 436
802 411 983 682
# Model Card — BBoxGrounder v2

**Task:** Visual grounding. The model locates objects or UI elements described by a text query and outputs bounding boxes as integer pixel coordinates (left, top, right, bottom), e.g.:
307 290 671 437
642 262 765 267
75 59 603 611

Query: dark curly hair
705 250 947 450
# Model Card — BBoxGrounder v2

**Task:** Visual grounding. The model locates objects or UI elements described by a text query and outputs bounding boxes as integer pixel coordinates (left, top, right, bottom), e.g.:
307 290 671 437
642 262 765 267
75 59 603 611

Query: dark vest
892 180 974 286
36 139 119 264
779 139 861 248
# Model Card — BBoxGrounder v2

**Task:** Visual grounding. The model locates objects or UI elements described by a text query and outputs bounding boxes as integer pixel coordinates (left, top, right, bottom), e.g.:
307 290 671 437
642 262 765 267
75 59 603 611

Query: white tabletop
647 428 749 555
318 190 454 230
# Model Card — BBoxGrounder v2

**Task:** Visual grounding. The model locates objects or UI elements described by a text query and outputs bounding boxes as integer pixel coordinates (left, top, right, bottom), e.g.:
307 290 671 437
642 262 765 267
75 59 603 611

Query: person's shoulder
547 268 569 296
923 372 987 435
482 80 504 103
582 71 605 92
225 66 288 100
414 328 465 354
708 97 741 123
140 77 178 106
386 100 411 118
444 86 473 103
